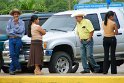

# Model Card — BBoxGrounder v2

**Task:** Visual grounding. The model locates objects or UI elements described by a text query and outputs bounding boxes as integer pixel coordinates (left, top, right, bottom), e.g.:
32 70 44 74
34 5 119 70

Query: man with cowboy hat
72 12 100 73
6 8 25 75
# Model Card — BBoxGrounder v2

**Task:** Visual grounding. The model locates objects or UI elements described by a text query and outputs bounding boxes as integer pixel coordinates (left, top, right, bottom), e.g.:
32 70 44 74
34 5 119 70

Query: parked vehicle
2 8 124 73
0 13 53 73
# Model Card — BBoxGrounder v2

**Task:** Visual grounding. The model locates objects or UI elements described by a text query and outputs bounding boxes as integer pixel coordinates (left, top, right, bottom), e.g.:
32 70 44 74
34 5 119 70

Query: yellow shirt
102 19 116 37
75 19 94 39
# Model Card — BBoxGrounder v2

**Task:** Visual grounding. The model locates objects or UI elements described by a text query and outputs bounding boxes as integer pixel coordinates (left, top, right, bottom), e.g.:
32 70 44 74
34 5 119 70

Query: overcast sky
79 0 91 4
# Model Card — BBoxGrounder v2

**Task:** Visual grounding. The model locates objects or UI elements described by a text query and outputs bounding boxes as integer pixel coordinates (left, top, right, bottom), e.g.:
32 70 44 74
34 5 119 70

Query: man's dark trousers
9 37 22 72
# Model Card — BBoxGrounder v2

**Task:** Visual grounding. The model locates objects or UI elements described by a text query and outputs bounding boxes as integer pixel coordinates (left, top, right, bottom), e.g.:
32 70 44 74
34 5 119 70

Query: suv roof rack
22 10 38 13
22 10 54 14
33 11 54 14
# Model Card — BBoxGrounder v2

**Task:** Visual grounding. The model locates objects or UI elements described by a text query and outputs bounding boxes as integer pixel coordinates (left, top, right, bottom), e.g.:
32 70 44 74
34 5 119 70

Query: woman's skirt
27 40 44 67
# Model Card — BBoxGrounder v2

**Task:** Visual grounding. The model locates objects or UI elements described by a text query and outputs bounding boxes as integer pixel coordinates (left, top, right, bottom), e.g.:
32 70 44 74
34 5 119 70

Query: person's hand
80 39 82 42
87 38 91 42
14 17 19 23
14 17 18 21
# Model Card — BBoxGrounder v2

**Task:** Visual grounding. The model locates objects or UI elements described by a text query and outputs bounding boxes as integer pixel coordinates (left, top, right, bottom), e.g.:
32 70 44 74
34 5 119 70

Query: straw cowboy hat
71 10 86 17
9 8 21 16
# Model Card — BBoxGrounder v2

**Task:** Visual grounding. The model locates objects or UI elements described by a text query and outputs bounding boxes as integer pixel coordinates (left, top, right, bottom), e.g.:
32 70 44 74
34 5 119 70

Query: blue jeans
9 38 22 72
81 39 100 72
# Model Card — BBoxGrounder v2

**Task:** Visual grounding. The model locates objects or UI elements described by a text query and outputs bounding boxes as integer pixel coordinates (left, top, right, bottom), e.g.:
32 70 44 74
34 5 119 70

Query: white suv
3 8 124 73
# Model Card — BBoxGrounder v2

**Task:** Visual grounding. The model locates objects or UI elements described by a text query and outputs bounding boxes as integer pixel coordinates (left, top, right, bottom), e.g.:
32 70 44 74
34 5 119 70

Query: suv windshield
0 17 11 34
42 15 76 31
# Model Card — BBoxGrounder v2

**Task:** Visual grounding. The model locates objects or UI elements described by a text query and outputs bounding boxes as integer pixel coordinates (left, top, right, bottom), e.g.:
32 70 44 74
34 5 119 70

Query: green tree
0 0 21 14
0 0 78 14
19 0 36 10
45 0 78 12
48 0 68 12
33 0 47 12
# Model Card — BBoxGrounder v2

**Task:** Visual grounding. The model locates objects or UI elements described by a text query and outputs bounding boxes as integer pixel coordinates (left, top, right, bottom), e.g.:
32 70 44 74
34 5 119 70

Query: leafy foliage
0 0 77 14
0 0 123 14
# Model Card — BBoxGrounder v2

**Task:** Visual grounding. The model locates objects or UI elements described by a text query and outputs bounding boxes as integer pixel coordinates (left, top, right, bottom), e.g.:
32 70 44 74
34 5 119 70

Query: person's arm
75 25 81 41
87 31 94 42
13 20 25 35
37 25 46 35
6 20 14 35
88 30 94 39
86 20 94 42
114 23 118 35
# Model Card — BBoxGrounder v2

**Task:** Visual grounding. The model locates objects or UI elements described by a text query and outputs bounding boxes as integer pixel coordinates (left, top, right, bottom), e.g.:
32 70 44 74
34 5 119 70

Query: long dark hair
28 15 38 37
104 11 115 26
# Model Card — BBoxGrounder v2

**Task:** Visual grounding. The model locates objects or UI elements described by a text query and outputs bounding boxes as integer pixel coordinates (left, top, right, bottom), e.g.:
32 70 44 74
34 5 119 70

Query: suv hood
0 34 8 41
21 31 67 44
43 31 68 41
4 31 69 44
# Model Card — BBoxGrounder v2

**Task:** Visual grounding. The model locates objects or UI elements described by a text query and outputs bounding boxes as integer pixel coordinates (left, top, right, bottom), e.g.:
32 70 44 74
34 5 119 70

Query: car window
42 15 76 31
39 18 48 26
23 20 29 35
23 18 48 35
84 14 100 31
0 15 49 35
100 13 120 29
0 17 11 34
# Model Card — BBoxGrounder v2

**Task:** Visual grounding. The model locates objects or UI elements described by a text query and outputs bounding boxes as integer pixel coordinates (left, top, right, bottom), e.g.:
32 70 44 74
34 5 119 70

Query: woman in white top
27 15 46 75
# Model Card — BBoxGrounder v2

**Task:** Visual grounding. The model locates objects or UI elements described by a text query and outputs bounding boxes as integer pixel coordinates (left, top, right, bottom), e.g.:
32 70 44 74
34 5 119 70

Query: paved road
0 62 124 76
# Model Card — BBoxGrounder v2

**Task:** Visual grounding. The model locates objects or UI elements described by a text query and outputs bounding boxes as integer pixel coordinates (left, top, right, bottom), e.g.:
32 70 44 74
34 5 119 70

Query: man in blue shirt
6 8 25 75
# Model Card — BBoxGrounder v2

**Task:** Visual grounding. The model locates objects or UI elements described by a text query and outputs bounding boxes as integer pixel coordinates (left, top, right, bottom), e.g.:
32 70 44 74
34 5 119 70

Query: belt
104 36 115 38
9 36 20 38
81 39 88 41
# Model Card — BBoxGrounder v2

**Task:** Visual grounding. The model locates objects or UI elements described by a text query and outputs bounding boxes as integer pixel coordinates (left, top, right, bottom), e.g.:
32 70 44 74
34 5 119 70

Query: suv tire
71 61 79 73
2 66 9 73
48 51 72 73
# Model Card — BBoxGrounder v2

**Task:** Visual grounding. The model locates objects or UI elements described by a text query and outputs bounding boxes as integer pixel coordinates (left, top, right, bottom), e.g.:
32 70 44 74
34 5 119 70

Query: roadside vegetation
0 0 123 14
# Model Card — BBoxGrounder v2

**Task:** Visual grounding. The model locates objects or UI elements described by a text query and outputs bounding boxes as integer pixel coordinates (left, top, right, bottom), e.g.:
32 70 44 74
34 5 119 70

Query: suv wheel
48 51 72 73
71 61 79 73
2 66 9 73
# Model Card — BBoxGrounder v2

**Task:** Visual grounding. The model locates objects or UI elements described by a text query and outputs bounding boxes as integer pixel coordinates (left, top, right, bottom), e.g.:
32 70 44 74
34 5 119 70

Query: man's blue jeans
9 38 22 72
81 39 100 72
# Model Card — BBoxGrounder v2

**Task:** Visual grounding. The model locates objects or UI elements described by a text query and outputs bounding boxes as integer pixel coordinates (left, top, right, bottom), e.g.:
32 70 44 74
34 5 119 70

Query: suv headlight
43 42 47 49
4 42 9 51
